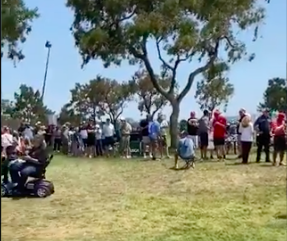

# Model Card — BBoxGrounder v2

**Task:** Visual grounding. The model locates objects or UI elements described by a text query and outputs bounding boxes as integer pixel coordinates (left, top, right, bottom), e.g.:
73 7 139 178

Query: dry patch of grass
2 155 286 241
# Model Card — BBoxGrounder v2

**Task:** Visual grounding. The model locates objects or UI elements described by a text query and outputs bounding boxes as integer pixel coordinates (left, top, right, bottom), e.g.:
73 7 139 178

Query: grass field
2 155 286 241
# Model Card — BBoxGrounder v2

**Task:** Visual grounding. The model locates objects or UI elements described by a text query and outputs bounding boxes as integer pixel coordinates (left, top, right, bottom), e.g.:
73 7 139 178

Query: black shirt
140 119 149 136
187 118 199 135
87 124 95 140
254 115 271 134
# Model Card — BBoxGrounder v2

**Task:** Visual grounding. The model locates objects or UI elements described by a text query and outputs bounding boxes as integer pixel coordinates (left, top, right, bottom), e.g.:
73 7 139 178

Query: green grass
2 155 286 241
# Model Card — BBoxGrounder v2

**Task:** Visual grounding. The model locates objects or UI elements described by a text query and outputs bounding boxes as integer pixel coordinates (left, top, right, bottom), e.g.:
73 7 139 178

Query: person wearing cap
254 109 271 163
119 117 132 158
271 112 286 166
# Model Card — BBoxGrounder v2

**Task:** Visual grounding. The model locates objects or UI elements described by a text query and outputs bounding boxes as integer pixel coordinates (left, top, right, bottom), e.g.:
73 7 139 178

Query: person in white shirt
95 124 103 156
238 114 254 164
158 113 170 158
102 119 115 156
1 126 14 154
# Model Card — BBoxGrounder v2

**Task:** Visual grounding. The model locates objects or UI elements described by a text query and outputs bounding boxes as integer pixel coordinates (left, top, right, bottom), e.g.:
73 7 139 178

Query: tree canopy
1 0 38 62
65 76 134 125
195 62 234 112
258 77 287 112
4 84 53 124
67 0 267 147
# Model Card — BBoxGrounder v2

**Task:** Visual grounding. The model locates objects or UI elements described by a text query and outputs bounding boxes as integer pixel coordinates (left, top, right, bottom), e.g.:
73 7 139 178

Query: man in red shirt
271 112 286 166
213 110 227 160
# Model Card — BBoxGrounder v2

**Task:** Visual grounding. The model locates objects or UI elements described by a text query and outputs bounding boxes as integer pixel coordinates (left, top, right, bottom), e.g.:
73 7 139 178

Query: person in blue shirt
148 117 161 160
174 131 195 169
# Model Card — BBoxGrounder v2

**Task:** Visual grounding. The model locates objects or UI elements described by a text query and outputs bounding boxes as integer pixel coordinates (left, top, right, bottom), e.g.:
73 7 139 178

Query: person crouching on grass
271 112 286 166
238 114 254 164
174 131 195 170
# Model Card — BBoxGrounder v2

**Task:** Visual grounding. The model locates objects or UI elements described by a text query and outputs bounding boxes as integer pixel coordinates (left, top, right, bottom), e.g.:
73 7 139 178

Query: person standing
254 110 271 163
157 113 170 159
1 126 14 154
79 123 88 154
102 118 115 156
198 110 210 160
236 108 246 158
120 117 132 158
53 126 62 152
239 114 254 164
86 120 96 158
212 110 227 160
187 111 199 148
95 124 103 157
140 115 152 158
148 117 161 160
271 112 286 166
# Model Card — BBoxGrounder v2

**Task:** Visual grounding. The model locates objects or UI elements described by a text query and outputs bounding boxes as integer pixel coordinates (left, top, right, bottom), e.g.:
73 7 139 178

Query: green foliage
10 84 53 123
258 78 287 112
195 62 234 112
58 103 82 126
1 0 38 62
68 76 135 124
132 70 169 118
67 0 265 103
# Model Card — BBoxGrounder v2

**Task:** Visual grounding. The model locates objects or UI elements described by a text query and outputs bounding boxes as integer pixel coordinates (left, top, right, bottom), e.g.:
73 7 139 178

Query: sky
2 1 286 120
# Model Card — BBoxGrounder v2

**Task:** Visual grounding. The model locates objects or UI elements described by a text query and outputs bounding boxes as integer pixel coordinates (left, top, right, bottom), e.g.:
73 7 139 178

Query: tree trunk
169 101 180 149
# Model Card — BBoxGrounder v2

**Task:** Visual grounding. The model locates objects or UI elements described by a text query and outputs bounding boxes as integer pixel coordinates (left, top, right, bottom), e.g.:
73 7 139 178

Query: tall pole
41 41 52 102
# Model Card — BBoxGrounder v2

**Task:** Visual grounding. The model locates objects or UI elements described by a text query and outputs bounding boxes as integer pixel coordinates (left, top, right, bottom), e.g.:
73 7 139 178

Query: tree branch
177 39 220 103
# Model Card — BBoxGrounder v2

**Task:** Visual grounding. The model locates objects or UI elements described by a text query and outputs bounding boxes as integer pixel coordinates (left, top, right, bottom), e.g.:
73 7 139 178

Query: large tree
195 62 234 112
69 76 134 124
1 0 38 62
67 0 266 147
11 84 53 123
132 70 169 118
258 77 287 113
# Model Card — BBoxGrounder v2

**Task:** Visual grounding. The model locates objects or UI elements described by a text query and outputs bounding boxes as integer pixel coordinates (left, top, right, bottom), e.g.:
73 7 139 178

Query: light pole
41 41 52 102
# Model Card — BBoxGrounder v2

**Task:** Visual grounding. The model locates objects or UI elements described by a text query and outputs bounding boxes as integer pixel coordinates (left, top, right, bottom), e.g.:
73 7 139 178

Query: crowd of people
183 108 286 167
1 109 286 170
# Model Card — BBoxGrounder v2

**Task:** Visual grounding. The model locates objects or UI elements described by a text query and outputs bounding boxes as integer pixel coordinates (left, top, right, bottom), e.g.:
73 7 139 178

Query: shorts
199 132 208 148
142 136 150 144
86 137 95 147
104 136 114 147
82 138 88 147
273 135 286 152
213 138 225 146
